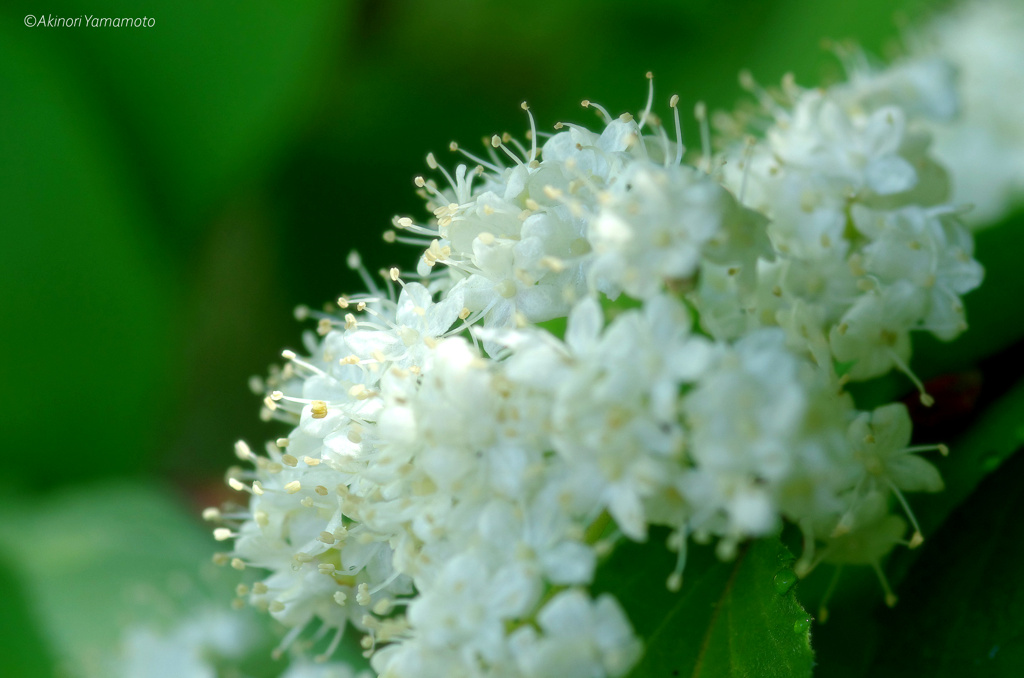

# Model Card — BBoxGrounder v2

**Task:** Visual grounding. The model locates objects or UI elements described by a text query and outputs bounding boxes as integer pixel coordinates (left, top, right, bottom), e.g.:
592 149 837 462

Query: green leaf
0 21 175 487
0 482 371 676
869 447 1024 676
806 371 1024 676
0 553 56 678
0 483 232 674
886 373 1024 585
593 532 814 678
5 0 343 227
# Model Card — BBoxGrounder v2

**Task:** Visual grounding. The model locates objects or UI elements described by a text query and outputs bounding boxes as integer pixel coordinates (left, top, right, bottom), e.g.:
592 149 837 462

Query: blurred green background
0 0 949 675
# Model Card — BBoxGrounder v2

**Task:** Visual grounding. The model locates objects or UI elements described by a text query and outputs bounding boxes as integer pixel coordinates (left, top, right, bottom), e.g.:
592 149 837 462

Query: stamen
213 527 235 541
666 525 688 592
449 142 502 173
234 440 257 462
522 101 538 162
885 349 933 406
818 566 843 623
316 626 346 663
886 479 925 549
490 134 525 166
638 71 655 129
738 135 757 206
695 101 711 173
347 251 379 298
272 623 307 660
669 95 685 166
581 99 613 124
281 350 327 377
872 561 899 607
426 152 461 197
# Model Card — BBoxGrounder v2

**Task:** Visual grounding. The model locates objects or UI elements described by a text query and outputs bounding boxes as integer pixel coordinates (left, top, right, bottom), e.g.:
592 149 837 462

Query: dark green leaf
806 372 1024 676
870 447 1024 676
593 532 813 678
887 373 1024 586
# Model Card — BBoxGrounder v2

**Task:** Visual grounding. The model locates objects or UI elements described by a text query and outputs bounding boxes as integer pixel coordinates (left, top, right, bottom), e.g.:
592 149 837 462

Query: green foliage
7 0 340 228
593 532 813 678
0 554 56 678
809 362 1024 675
888 372 1024 583
870 450 1024 676
0 22 176 487
0 0 342 488
0 483 240 674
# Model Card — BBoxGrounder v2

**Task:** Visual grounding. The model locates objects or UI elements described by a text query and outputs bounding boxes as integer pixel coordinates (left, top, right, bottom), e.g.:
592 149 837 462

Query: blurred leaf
593 533 813 678
0 22 175 486
0 483 226 676
886 373 1024 584
870 448 1024 676
808 370 1024 675
0 481 372 677
5 0 344 230
0 553 56 678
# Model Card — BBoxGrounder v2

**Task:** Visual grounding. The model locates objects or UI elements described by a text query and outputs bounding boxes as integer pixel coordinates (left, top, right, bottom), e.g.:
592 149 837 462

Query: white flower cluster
111 609 254 678
909 0 1024 226
211 68 981 677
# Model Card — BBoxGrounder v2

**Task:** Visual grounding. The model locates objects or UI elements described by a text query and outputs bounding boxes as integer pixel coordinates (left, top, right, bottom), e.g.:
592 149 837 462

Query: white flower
848 403 943 494
509 590 642 678
214 67 979 677
589 162 765 299
910 0 1024 224
112 609 254 678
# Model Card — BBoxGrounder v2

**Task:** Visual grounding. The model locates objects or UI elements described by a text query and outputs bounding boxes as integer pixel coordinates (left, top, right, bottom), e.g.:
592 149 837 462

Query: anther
357 583 372 606
235 440 255 461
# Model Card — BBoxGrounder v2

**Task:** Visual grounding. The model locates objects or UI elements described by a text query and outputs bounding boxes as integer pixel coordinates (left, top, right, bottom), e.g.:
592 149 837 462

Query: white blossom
211 58 985 677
